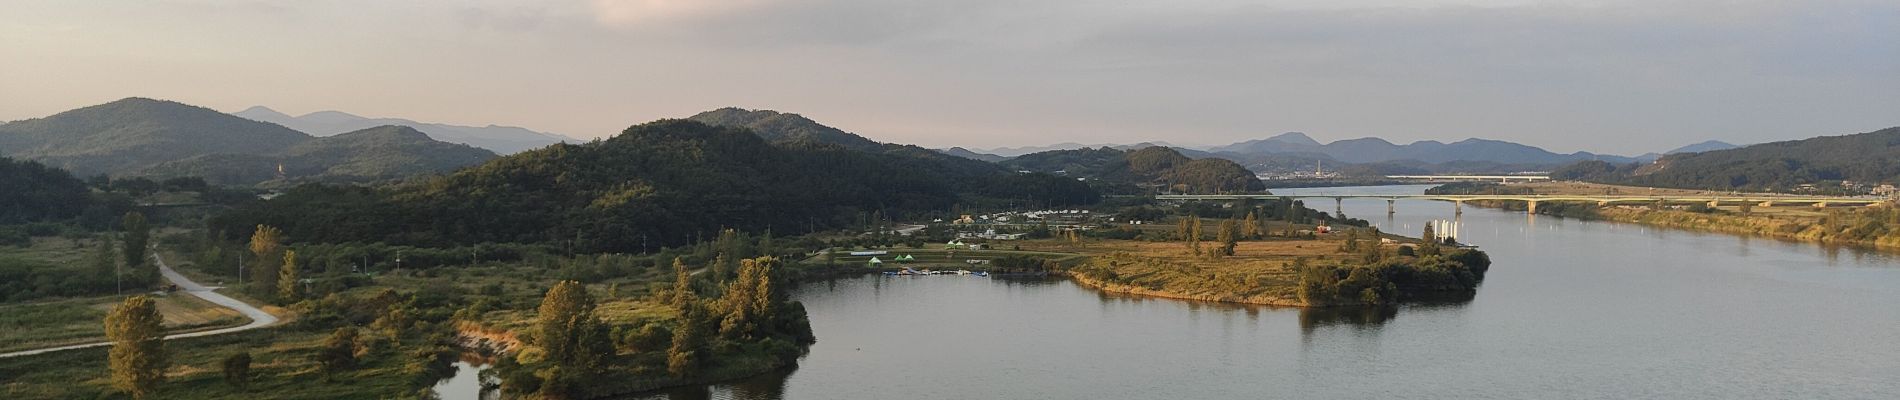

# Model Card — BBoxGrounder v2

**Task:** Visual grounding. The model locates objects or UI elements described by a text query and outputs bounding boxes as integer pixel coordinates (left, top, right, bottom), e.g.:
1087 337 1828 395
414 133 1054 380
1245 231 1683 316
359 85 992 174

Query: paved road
0 250 280 358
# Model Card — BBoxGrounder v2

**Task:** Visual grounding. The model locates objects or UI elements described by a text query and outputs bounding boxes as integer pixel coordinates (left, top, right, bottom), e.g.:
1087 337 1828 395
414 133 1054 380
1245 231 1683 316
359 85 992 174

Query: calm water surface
466 185 1900 399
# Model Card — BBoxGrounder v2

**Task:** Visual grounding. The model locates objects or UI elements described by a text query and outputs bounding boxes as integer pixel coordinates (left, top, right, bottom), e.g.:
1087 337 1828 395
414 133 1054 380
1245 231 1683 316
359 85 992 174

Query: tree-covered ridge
1551 127 1900 191
214 119 1093 253
0 157 91 224
1002 146 1265 193
0 98 499 185
686 107 1098 207
687 107 882 151
0 98 309 178
141 125 497 185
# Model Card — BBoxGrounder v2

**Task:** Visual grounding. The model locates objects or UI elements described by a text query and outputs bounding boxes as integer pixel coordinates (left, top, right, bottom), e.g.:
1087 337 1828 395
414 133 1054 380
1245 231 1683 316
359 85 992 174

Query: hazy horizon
5 0 1895 155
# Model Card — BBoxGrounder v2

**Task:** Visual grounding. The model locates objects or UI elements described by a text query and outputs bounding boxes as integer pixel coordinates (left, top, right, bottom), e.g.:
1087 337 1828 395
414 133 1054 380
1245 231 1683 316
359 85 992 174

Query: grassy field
0 255 678 399
0 235 98 266
0 327 423 400
1021 235 1366 306
0 235 252 353
0 293 249 353
808 247 1088 269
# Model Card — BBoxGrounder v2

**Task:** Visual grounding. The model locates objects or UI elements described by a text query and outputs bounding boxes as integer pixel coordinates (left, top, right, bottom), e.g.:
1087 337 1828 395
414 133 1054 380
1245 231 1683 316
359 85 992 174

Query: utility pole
237 251 245 286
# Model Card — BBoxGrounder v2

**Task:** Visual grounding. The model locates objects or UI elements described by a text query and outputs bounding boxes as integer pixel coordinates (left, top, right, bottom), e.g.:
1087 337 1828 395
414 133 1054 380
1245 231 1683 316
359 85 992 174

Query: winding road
0 250 280 358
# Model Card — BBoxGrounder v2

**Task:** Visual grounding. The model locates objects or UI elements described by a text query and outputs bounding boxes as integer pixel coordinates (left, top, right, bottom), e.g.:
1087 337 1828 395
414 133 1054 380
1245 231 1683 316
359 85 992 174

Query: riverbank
1568 206 1900 250
1065 269 1306 306
1015 227 1490 308
1431 181 1900 250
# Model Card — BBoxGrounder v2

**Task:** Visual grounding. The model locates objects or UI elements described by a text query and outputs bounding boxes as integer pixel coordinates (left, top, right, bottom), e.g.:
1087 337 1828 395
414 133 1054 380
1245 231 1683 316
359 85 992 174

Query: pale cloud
2 0 1894 154
589 0 778 26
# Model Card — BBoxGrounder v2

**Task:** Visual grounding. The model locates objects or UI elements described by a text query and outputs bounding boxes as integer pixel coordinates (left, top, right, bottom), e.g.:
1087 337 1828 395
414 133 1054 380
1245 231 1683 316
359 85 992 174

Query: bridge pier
1387 199 1396 215
1454 200 1463 215
1335 197 1344 216
1527 200 1538 214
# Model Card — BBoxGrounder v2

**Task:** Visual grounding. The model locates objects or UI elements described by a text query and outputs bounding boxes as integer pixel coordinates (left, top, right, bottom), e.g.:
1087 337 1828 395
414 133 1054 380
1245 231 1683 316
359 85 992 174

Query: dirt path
0 249 279 358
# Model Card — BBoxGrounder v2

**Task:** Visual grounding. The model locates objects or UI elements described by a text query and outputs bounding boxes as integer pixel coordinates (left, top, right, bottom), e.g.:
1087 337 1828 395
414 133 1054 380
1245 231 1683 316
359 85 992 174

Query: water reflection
431 354 500 400
1297 306 1396 333
622 367 794 400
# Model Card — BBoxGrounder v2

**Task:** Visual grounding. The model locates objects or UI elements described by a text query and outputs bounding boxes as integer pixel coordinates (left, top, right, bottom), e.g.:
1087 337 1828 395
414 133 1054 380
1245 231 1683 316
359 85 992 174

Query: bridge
1157 194 1889 215
1385 175 1551 182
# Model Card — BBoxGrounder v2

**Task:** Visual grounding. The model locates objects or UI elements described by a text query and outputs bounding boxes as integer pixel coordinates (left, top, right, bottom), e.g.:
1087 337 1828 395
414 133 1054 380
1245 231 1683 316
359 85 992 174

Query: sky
2 0 1896 155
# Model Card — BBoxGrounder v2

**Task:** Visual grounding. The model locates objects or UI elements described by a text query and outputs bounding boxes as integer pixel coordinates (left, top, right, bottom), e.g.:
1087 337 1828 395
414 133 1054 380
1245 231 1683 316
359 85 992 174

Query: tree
94 233 119 292
667 305 705 377
222 352 252 389
1216 219 1238 257
278 249 300 301
669 257 694 311
1189 218 1204 256
316 327 360 380
1242 211 1261 239
532 280 613 397
121 212 153 287
106 295 168 400
249 225 285 295
1419 224 1441 256
371 304 413 343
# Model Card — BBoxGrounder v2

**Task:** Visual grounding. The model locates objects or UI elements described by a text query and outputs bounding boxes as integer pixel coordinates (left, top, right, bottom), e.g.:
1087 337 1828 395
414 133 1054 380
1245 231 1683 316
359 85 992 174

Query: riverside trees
105 295 167 399
502 255 815 398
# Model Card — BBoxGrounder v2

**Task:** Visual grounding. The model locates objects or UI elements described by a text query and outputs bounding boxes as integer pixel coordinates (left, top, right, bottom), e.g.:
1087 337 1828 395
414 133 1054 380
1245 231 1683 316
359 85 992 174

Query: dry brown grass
1020 235 1379 306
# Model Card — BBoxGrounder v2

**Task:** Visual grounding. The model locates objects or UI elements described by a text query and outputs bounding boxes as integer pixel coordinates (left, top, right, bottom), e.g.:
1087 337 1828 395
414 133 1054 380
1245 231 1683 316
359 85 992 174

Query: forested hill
688 108 882 151
1001 146 1265 194
0 157 91 225
214 119 1097 252
0 97 309 177
1551 126 1900 190
141 125 498 185
684 107 1041 185
0 98 498 185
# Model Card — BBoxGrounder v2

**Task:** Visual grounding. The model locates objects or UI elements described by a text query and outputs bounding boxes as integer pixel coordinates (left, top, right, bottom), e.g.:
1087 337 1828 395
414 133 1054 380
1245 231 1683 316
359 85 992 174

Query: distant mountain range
1663 140 1738 154
233 106 576 154
0 98 496 185
973 142 1183 157
690 107 1258 194
1555 127 1900 191
936 132 1742 176
999 146 1263 193
1207 132 1651 165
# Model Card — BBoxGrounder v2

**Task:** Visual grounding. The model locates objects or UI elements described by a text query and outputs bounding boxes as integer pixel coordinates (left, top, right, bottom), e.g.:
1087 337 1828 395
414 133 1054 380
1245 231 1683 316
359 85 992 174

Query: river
447 185 1900 399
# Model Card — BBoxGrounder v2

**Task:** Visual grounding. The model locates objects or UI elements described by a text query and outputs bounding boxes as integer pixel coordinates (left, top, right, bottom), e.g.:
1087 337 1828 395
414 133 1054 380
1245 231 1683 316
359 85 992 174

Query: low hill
0 98 497 185
1208 134 1643 166
934 147 1010 162
0 98 309 177
1663 140 1738 154
1002 146 1264 193
1553 127 1900 191
142 126 498 185
213 119 1096 252
0 157 91 224
687 108 882 151
234 106 576 154
684 108 1081 201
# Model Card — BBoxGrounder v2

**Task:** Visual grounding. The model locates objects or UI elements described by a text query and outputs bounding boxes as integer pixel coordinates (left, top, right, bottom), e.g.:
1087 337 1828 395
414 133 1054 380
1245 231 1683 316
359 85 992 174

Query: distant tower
1315 160 1323 175
275 163 286 180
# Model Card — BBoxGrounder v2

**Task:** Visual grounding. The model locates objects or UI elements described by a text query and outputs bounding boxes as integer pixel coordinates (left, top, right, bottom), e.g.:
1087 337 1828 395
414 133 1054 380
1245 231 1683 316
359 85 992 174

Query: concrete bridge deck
1157 194 1889 214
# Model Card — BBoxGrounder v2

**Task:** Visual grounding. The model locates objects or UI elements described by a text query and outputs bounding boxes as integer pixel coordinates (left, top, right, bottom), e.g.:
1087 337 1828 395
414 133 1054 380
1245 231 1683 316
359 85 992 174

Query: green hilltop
0 98 497 185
